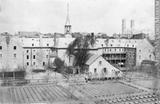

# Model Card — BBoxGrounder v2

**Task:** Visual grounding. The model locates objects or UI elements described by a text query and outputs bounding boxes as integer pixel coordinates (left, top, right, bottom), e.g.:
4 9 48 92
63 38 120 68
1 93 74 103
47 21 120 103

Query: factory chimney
122 19 126 35
130 19 135 35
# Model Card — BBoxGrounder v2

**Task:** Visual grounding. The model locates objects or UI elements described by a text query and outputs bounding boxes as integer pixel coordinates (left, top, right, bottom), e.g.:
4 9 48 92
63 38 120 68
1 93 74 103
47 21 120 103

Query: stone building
95 38 155 66
0 33 23 72
18 33 57 70
0 31 155 72
155 0 160 61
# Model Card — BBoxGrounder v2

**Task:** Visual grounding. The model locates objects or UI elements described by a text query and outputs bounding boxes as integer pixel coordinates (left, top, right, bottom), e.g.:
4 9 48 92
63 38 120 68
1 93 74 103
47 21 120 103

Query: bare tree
66 34 96 74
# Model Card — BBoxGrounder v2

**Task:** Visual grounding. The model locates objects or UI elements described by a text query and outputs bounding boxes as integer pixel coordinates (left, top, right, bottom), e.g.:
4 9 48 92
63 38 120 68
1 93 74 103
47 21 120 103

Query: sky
0 0 154 37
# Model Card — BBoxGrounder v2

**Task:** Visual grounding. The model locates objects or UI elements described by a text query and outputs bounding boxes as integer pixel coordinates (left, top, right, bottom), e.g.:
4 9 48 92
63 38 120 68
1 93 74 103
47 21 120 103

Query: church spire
65 2 70 25
64 2 72 34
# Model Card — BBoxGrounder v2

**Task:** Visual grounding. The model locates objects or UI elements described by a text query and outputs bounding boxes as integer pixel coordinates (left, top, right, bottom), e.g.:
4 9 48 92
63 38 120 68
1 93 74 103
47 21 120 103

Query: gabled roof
85 54 101 65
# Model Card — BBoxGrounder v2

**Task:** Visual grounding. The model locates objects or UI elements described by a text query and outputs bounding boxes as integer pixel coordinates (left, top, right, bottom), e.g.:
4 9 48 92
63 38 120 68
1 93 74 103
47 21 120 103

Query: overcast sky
0 0 154 37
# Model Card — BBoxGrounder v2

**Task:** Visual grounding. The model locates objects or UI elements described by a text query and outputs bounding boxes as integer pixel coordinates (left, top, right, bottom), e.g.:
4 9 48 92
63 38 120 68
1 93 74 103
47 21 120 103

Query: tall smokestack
130 19 135 35
122 19 126 35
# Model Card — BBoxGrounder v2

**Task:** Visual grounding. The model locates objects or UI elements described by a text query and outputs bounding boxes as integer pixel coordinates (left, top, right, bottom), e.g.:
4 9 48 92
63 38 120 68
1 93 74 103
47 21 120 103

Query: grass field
0 84 78 103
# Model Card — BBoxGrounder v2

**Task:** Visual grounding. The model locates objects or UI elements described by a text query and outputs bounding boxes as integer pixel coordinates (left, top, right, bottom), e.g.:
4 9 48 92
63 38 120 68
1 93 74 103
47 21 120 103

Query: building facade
19 35 57 71
85 55 122 79
155 0 160 61
102 47 136 68
94 38 155 66
0 32 155 72
155 0 160 39
0 33 24 72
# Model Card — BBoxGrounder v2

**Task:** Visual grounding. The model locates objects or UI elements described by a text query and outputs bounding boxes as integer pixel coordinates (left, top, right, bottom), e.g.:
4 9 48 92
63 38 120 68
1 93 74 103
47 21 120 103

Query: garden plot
0 84 78 103
75 81 142 99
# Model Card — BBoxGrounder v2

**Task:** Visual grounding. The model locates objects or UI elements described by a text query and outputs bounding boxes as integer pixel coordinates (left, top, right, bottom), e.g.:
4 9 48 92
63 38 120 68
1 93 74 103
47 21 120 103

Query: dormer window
14 46 16 50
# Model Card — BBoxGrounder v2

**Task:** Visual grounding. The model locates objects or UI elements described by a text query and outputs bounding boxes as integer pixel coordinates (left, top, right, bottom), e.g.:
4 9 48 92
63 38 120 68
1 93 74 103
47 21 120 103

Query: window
132 45 134 47
47 44 49 46
101 44 103 47
33 62 36 65
43 62 45 66
26 50 29 53
115 49 116 51
149 55 152 59
27 62 29 66
104 68 107 73
33 55 36 59
14 54 16 58
99 61 102 65
46 55 48 58
110 44 113 47
0 54 2 58
27 55 29 59
94 68 97 73
13 46 16 50
32 44 34 46
139 50 141 52
127 44 129 47
139 55 141 59
0 46 2 50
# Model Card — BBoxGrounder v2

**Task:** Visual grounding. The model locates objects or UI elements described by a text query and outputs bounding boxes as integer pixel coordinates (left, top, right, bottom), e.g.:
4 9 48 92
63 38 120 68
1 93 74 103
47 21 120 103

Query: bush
54 57 65 73
65 67 73 74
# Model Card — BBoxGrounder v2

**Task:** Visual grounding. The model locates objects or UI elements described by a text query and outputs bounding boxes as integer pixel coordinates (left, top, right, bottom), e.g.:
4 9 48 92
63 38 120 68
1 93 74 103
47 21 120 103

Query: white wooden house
85 54 123 79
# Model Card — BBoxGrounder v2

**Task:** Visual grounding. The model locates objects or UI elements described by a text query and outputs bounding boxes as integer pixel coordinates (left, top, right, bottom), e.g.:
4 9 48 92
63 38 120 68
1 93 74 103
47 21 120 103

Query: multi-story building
0 31 155 72
0 33 24 72
155 0 160 39
155 0 160 61
101 47 136 68
94 38 155 66
18 32 57 70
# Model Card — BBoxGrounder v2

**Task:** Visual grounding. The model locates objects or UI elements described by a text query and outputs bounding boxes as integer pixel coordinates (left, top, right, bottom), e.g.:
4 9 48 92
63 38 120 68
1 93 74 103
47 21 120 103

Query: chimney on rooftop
122 19 126 35
130 19 135 35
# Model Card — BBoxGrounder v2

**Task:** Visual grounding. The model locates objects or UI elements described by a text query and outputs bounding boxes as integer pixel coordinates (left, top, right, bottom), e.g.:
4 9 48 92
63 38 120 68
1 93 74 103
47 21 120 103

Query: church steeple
64 2 72 34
